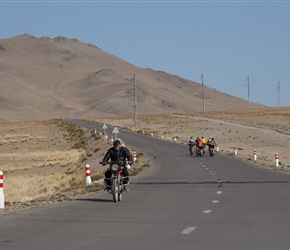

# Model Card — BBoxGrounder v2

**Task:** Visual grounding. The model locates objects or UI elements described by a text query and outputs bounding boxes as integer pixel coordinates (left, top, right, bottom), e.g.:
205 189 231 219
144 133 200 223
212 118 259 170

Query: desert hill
0 34 266 122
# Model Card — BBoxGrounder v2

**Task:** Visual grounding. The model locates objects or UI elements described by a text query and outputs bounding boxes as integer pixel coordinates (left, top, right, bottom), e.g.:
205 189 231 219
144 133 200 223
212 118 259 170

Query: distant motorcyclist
195 137 203 155
187 136 194 155
201 136 207 155
207 137 216 153
100 139 133 186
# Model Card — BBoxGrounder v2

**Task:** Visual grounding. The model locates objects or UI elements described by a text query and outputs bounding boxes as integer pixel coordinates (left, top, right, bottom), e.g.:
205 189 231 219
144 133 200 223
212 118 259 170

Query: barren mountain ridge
0 34 265 122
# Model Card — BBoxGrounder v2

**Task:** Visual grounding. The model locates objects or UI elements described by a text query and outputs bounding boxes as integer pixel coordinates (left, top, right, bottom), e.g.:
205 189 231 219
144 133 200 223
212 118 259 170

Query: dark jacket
102 146 133 164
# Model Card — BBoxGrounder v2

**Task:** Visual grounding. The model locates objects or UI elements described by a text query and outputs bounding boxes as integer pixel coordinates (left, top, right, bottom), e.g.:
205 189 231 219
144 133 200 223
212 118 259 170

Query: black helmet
113 139 121 146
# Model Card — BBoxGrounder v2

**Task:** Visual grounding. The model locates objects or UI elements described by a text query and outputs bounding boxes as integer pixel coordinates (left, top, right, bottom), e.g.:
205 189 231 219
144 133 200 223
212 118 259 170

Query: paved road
0 120 290 249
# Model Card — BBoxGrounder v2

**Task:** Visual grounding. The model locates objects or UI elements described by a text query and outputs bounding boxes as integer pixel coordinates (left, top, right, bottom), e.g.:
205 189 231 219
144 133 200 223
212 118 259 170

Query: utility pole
201 74 205 115
244 76 250 109
278 81 280 107
134 74 137 127
247 76 250 109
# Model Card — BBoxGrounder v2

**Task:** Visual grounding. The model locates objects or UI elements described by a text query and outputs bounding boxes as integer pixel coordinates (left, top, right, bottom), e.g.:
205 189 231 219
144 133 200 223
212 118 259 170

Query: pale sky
1 0 289 107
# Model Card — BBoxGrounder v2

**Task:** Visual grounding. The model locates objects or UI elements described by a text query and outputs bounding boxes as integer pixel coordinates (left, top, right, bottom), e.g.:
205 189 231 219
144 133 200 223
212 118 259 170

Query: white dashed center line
181 227 196 234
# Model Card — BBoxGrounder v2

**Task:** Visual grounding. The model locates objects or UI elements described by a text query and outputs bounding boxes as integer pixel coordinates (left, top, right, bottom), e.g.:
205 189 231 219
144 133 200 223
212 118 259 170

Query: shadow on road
76 198 111 203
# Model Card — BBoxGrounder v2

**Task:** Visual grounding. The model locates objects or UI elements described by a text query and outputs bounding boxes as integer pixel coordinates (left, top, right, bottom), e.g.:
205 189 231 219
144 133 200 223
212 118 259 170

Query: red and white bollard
85 164 92 186
275 153 279 167
216 143 219 152
133 151 137 162
234 146 237 155
0 171 4 209
254 149 257 161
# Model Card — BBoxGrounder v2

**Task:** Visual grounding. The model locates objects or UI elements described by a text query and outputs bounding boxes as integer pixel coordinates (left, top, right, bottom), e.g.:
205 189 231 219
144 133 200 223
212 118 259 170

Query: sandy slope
95 107 290 172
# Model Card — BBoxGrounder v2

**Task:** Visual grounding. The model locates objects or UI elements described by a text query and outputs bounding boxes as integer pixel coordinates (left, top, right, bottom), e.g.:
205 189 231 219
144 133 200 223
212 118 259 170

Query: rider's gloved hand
128 161 133 165
100 161 106 166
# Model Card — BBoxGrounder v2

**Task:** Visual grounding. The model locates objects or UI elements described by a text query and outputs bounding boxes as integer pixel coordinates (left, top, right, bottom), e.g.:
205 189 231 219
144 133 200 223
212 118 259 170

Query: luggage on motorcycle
197 140 203 147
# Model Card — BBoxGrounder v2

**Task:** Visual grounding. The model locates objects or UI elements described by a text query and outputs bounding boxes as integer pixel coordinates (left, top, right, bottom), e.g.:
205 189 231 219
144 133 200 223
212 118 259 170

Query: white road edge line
203 210 212 213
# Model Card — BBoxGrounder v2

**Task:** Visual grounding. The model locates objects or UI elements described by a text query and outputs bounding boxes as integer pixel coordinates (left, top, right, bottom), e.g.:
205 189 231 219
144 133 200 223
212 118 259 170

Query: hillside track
0 119 290 249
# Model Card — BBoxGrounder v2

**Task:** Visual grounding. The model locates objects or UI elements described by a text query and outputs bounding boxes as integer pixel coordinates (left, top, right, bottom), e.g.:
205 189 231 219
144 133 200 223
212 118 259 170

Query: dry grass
5 171 83 203
0 120 90 204
1 149 85 172
0 119 148 214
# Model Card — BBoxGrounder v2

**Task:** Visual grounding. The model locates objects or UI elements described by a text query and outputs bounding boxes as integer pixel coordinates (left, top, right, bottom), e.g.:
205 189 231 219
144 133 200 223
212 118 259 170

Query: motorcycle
196 147 203 157
208 145 214 157
100 161 130 203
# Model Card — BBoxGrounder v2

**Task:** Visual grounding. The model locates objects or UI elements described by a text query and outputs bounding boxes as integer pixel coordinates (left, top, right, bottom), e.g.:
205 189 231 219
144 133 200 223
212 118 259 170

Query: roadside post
254 149 257 161
102 123 108 138
133 151 137 162
85 164 92 186
0 171 4 209
234 146 237 155
275 153 279 167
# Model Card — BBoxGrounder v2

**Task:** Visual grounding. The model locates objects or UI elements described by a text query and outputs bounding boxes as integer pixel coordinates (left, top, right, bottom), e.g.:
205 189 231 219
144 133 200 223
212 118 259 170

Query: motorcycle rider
201 136 207 155
207 137 216 153
187 136 194 155
101 139 133 187
195 137 203 155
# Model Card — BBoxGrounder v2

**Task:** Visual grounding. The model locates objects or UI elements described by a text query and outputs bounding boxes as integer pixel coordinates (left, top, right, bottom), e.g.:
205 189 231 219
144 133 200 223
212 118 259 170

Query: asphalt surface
0 119 290 250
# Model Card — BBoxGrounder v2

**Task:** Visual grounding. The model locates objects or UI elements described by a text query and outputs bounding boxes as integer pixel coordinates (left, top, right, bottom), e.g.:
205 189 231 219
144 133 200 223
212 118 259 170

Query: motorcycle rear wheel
196 149 202 157
118 192 122 201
